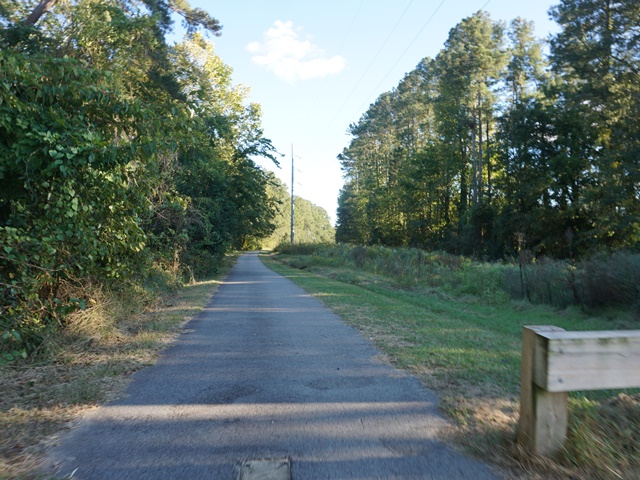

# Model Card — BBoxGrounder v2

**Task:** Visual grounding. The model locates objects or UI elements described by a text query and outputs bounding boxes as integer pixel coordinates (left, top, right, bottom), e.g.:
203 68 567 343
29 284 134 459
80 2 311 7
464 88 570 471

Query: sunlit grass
262 252 640 480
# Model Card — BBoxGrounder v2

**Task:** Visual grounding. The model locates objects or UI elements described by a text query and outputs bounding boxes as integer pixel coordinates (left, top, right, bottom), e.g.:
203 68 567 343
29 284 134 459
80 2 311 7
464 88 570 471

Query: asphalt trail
48 252 500 479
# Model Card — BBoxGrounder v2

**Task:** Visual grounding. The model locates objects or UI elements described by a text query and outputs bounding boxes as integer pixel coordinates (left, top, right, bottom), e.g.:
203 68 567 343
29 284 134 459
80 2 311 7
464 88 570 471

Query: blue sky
172 1 561 224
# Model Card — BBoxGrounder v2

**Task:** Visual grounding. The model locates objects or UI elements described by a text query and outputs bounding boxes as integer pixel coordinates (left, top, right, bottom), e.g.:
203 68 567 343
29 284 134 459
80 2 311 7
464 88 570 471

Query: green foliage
262 176 335 249
501 251 640 313
274 243 505 299
170 33 280 261
336 4 640 259
0 49 156 353
581 253 640 310
335 181 369 245
0 2 278 355
273 244 640 315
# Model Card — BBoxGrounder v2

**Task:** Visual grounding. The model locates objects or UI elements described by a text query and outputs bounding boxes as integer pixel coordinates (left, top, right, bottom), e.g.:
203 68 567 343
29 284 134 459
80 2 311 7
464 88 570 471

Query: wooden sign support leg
518 326 568 456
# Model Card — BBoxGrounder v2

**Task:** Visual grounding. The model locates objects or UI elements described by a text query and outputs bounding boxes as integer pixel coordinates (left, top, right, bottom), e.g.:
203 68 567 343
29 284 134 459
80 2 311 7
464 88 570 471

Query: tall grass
274 243 640 315
267 247 640 479
1 255 237 479
565 394 640 479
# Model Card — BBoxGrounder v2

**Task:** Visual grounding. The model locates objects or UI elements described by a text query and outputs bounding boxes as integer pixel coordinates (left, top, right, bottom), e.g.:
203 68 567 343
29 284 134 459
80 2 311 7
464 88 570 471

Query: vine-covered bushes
1 2 278 358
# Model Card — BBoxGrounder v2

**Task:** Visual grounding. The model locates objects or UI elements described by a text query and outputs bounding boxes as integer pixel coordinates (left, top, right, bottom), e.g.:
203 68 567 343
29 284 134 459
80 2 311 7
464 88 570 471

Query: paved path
49 253 500 479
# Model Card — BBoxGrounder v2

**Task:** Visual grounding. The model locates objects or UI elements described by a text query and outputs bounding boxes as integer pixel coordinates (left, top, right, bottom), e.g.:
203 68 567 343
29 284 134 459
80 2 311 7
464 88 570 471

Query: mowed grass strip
0 255 238 480
261 254 640 480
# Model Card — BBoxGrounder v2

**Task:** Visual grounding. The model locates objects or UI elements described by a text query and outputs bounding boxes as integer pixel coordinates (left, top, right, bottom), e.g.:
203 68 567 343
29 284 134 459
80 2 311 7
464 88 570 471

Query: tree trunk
478 98 484 204
486 114 492 203
470 108 478 204
25 0 58 26
460 139 469 214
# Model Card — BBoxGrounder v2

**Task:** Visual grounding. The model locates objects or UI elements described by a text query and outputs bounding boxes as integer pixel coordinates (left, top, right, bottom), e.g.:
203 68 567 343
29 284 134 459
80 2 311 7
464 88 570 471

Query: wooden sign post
518 326 640 456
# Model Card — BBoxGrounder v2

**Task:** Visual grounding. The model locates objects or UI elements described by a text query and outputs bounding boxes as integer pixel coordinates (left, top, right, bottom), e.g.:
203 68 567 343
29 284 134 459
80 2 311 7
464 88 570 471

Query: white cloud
247 21 346 82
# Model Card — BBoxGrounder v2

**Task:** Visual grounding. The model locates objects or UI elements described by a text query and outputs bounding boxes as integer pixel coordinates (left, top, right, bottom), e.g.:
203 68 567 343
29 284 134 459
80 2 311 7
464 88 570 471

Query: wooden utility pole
290 144 295 244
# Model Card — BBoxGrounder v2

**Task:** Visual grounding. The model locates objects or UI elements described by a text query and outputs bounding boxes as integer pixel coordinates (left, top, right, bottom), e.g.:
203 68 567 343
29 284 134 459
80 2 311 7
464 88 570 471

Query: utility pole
290 144 295 244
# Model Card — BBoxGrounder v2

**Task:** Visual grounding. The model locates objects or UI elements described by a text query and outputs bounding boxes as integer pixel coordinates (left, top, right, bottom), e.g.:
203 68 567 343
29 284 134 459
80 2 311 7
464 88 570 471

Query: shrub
351 245 367 268
581 252 640 309
524 257 576 308
274 242 325 256
274 244 640 316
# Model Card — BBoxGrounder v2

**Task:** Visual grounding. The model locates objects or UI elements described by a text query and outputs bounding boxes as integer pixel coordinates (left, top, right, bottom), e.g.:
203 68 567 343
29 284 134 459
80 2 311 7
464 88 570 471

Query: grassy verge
0 254 238 480
262 252 640 480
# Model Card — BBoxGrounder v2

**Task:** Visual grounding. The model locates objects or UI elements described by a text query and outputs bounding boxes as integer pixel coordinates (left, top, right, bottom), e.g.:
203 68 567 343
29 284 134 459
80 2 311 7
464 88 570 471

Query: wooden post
518 327 640 456
517 326 568 456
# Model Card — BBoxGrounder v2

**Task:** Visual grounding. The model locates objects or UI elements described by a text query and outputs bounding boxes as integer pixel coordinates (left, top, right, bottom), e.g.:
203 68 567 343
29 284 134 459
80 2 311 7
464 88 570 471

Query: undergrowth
274 243 640 316
0 255 237 480
266 246 640 479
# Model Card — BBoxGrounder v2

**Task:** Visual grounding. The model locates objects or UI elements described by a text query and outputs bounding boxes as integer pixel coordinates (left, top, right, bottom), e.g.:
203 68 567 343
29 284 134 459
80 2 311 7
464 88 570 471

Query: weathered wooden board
534 330 640 392
518 326 568 455
520 327 640 456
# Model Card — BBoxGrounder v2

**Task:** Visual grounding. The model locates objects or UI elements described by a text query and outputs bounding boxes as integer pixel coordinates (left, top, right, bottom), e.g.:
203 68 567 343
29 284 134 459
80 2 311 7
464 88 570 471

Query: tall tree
335 4 639 260
505 17 546 104
494 18 549 255
23 0 221 32
0 0 279 353
336 181 369 245
436 11 506 211
549 0 640 252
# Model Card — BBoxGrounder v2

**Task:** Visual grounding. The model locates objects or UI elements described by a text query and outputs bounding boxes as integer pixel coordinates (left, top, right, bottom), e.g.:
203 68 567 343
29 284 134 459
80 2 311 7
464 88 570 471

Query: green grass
272 243 640 316
262 252 640 480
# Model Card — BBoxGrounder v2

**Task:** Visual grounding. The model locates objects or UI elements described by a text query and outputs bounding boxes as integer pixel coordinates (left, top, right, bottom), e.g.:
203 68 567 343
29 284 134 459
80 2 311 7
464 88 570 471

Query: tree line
0 0 278 354
336 0 640 260
261 176 335 250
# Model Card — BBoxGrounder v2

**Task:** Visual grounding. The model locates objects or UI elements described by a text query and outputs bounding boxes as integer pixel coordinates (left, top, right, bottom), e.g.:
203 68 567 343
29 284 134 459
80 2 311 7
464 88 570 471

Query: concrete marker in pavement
237 458 291 480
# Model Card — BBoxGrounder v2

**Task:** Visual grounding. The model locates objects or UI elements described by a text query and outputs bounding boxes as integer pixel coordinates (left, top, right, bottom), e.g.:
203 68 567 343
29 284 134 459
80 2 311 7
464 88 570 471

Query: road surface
48 252 500 479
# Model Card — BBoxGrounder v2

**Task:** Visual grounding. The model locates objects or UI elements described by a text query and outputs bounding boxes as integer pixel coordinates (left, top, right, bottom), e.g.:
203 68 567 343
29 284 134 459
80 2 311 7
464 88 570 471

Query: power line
351 0 447 120
310 0 365 111
339 0 366 51
325 0 416 130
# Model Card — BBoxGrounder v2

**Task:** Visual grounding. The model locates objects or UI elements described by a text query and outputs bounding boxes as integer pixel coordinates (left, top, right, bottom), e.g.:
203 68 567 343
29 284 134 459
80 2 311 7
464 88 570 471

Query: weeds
0 255 237 479
274 243 640 316
265 247 640 479
564 394 640 479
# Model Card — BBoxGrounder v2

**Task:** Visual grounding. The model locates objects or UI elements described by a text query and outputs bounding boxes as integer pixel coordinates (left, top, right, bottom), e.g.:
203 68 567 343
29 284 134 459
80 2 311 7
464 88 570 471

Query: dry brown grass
392 324 640 480
264 253 640 480
0 256 236 480
433 389 580 479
